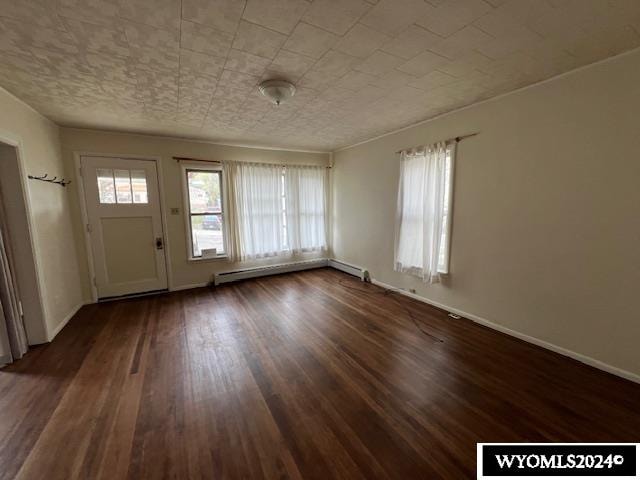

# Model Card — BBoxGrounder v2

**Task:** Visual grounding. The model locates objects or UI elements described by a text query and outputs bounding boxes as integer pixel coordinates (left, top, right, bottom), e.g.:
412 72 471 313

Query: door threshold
98 289 169 303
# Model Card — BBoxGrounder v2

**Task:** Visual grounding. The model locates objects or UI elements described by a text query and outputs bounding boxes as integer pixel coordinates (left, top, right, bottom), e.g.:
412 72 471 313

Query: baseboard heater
213 258 329 285
327 259 369 281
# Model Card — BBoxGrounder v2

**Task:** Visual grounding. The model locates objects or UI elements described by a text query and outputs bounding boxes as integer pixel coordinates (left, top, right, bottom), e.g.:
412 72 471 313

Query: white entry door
81 156 168 298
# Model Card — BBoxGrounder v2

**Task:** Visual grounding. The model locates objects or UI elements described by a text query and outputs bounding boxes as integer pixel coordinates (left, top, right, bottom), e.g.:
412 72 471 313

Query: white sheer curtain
285 165 327 253
223 160 285 261
394 141 455 283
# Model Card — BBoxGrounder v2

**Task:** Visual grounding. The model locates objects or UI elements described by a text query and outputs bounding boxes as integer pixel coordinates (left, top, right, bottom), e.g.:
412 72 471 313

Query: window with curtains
394 141 455 283
222 160 327 261
182 167 225 259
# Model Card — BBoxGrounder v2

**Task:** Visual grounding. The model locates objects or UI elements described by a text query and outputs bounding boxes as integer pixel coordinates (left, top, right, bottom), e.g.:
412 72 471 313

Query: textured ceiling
1 0 640 151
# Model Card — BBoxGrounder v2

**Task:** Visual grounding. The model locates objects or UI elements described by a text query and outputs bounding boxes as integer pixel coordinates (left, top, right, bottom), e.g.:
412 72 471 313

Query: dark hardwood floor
1 268 638 479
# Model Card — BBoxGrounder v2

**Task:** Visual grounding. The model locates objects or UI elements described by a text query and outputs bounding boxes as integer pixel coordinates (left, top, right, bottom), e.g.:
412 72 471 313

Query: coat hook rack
28 173 72 187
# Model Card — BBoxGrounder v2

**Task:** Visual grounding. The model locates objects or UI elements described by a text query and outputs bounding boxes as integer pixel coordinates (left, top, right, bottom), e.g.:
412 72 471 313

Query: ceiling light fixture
258 79 296 106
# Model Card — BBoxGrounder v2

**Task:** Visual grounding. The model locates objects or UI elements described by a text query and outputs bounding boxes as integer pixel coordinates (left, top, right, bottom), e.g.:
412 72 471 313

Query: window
438 150 453 272
394 142 455 283
184 168 225 258
97 168 148 204
221 160 327 261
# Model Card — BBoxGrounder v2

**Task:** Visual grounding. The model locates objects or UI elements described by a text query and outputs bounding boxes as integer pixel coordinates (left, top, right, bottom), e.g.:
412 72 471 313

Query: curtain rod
173 156 332 168
173 156 221 164
395 132 479 154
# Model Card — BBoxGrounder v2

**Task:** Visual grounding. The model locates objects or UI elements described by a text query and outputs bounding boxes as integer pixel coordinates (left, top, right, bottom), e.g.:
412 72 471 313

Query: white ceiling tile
354 50 404 76
311 49 360 76
0 0 66 29
179 70 218 95
369 69 418 89
129 46 179 71
0 18 80 55
124 20 179 51
31 47 93 78
430 25 494 58
85 52 138 84
232 20 288 59
181 0 245 34
283 22 339 58
242 0 311 35
335 23 391 58
360 0 433 36
417 0 493 37
180 20 234 58
180 49 225 78
385 84 426 101
225 49 272 76
408 70 458 90
473 10 537 40
0 19 26 55
565 25 640 65
1 0 638 150
298 69 341 92
264 49 316 80
380 25 442 60
349 83 387 103
302 0 371 35
526 10 588 44
218 68 260 88
64 18 130 57
336 70 377 90
119 0 181 31
438 52 493 77
316 86 356 104
0 52 46 77
397 50 450 76
493 0 555 24
522 38 571 61
57 0 120 26
101 81 144 103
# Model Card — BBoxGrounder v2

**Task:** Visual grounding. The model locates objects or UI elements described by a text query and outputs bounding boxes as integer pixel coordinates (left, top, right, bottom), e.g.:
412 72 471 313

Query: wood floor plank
1 268 639 479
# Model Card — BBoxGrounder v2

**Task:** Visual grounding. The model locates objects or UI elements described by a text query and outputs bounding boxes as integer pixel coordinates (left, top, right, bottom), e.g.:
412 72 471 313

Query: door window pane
187 171 221 213
130 169 148 204
190 214 225 257
97 168 115 204
114 169 133 204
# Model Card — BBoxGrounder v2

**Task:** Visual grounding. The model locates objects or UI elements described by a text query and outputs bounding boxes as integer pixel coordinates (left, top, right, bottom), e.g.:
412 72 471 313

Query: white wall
0 88 84 343
59 129 330 299
332 49 640 378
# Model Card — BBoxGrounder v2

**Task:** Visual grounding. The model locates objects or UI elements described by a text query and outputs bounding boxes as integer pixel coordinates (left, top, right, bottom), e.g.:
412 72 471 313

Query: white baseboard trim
170 282 209 292
214 258 328 285
47 302 85 342
327 258 366 279
370 278 640 385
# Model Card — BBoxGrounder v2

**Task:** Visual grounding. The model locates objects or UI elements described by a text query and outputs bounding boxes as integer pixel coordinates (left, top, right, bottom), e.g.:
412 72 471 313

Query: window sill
188 255 229 263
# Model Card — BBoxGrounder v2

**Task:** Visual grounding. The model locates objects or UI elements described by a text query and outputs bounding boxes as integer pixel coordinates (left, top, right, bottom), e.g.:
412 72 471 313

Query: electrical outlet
409 288 416 294
170 207 179 215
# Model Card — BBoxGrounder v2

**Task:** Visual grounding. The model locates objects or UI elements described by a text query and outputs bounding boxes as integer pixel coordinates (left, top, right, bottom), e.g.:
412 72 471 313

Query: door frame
0 129 49 343
74 152 173 302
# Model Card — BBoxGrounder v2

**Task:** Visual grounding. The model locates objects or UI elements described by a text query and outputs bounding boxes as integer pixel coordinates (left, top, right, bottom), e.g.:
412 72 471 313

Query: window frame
437 146 454 274
180 163 227 261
